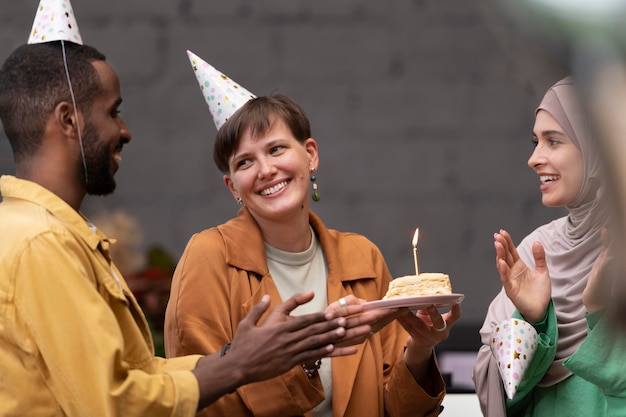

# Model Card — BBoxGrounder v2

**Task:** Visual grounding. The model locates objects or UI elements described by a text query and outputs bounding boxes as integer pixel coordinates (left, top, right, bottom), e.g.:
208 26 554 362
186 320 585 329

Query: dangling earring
310 167 320 202
236 196 243 205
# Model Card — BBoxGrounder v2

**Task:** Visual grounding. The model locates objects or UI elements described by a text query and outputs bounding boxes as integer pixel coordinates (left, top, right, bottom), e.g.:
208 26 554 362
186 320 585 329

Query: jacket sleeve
14 232 200 417
164 231 324 417
563 311 626 417
505 302 557 415
473 292 557 417
384 354 446 417
473 289 512 417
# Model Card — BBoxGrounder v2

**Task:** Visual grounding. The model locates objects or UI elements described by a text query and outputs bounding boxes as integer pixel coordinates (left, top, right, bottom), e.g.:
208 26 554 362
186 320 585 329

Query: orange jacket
165 207 445 417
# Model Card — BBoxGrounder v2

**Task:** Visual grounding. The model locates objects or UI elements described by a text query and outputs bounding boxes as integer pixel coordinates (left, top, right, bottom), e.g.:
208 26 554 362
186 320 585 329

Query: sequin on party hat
490 318 539 400
187 50 256 130
28 0 83 45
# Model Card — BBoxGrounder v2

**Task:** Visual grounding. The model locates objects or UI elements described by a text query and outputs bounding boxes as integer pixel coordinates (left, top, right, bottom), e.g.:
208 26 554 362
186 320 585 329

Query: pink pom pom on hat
28 0 83 45
186 50 256 131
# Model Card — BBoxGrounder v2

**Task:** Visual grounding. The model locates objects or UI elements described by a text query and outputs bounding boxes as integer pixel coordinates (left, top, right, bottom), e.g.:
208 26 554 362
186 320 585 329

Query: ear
304 138 319 171
53 101 83 139
223 174 239 200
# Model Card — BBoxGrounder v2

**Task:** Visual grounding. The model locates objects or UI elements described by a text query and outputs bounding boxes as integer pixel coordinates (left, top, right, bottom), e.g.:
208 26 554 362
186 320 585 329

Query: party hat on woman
28 0 83 45
187 50 256 130
490 318 539 399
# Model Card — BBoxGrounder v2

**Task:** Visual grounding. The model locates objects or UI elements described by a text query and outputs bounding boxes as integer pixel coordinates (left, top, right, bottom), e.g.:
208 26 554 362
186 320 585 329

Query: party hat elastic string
28 0 88 186
61 39 88 186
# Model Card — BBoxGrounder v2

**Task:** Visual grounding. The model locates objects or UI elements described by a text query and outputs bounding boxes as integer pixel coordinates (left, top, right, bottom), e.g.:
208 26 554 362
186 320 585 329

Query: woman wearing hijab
472 77 615 416
164 94 461 417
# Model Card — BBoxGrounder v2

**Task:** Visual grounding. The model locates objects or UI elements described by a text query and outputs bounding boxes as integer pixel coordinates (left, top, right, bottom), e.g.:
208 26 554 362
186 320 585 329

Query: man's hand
192 292 371 410
229 292 369 382
326 295 403 346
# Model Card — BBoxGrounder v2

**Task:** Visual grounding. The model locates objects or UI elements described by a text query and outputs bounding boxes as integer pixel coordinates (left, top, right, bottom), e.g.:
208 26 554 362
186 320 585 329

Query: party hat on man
26 0 89 185
490 318 539 400
187 50 256 130
27 0 83 45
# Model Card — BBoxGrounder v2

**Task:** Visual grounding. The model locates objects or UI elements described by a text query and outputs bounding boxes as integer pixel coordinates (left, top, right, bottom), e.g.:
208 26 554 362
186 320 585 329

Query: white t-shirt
265 227 332 417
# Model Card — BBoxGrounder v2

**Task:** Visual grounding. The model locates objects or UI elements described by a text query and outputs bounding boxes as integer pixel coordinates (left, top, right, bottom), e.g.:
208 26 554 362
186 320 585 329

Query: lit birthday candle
412 228 419 276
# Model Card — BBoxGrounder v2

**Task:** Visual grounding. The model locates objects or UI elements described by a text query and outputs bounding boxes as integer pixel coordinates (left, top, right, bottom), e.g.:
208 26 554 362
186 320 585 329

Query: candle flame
412 228 419 248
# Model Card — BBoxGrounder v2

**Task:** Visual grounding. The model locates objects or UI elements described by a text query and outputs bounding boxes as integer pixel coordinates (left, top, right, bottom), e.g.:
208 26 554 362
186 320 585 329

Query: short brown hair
213 94 312 173
0 42 105 162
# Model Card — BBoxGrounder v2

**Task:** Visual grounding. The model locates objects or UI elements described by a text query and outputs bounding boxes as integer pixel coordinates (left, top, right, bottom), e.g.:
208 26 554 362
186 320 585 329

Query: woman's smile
538 174 561 192
259 180 289 196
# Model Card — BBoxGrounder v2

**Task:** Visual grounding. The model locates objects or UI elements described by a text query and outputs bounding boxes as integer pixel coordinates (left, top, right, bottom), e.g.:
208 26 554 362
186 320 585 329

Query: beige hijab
473 77 607 416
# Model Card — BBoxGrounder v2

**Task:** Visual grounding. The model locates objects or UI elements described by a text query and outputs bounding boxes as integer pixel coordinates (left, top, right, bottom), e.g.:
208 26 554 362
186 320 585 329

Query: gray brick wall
0 0 567 325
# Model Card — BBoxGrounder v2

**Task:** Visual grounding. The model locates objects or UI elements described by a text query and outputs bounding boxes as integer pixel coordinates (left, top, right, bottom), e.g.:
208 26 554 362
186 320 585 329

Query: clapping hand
494 229 551 323
192 292 371 409
226 292 372 384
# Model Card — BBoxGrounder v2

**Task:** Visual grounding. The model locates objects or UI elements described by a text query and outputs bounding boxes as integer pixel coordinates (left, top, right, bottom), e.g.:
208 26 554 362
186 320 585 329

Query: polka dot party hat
490 318 539 400
187 50 256 130
27 0 83 45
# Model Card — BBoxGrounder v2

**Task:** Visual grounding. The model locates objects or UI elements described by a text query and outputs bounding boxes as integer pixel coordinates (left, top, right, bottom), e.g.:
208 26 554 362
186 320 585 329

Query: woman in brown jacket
164 94 461 417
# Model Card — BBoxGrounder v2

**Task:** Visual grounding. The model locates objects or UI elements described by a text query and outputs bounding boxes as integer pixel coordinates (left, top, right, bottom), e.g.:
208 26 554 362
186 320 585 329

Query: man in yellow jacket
0 36 372 417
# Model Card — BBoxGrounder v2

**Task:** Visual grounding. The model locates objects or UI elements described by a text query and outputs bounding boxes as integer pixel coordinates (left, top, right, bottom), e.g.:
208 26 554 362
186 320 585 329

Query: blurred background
0 1 571 343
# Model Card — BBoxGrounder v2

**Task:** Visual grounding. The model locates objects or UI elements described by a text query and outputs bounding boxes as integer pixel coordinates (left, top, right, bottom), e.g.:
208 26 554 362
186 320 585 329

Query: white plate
362 294 465 310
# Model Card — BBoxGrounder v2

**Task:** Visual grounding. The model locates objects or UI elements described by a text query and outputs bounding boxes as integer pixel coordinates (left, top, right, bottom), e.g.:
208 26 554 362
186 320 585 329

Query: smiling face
79 60 131 196
224 118 318 224
528 109 584 207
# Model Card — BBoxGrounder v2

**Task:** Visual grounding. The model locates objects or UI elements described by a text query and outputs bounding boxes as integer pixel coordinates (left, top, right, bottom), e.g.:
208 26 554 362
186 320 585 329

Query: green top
564 310 626 417
505 302 608 416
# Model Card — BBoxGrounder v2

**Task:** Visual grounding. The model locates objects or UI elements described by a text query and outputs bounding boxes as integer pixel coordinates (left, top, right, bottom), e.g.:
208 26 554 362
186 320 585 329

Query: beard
77 121 117 196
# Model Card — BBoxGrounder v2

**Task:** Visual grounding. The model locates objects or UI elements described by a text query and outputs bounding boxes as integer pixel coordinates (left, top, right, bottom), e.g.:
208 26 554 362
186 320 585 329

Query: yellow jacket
165 207 445 417
0 176 202 417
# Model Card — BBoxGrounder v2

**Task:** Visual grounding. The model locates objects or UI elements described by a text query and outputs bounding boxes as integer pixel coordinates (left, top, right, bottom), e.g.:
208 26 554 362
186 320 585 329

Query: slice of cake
383 273 452 299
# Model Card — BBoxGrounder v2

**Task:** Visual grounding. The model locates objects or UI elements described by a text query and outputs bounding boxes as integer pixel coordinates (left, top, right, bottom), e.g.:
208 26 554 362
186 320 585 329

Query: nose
118 117 132 144
527 144 545 169
257 157 276 178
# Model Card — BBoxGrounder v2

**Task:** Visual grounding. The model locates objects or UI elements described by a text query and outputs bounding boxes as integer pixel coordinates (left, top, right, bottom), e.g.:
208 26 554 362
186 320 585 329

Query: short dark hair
213 94 312 174
0 42 106 162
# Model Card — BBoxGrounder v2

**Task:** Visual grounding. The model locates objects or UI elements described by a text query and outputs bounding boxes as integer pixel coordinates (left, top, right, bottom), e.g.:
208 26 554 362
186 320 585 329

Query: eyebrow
537 129 566 137
233 138 287 157
263 138 287 147
230 151 249 163
533 130 567 137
